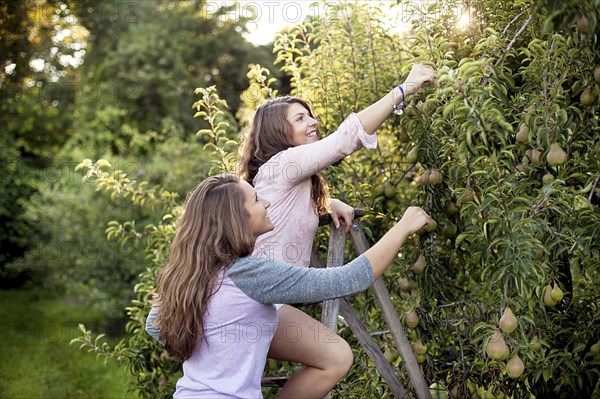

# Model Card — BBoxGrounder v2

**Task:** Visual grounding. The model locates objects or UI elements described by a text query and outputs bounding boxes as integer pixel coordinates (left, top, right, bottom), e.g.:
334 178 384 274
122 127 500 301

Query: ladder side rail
349 219 432 399
320 224 346 332
338 298 408 398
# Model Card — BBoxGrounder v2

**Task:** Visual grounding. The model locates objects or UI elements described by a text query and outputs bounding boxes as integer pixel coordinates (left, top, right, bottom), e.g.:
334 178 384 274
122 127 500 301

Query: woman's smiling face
239 180 274 237
287 102 319 146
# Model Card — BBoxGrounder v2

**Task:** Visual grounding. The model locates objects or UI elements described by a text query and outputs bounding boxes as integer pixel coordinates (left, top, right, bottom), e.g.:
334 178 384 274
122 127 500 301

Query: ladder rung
318 208 365 226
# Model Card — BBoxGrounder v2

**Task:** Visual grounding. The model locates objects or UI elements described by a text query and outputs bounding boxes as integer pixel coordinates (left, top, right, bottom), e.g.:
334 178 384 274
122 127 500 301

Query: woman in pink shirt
238 64 435 398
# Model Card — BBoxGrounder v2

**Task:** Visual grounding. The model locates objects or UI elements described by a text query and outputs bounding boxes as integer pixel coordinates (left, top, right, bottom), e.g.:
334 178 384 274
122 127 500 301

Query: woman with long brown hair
236 63 435 397
147 173 431 398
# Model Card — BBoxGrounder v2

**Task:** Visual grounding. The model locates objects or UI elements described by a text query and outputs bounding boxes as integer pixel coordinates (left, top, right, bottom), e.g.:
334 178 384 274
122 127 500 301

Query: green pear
407 146 419 163
515 124 529 143
547 143 567 166
506 354 525 378
412 255 426 275
486 330 509 360
499 307 518 334
580 88 597 105
530 336 542 351
412 339 428 355
550 284 564 302
405 310 420 328
544 284 557 307
577 16 589 34
542 173 555 184
429 169 443 185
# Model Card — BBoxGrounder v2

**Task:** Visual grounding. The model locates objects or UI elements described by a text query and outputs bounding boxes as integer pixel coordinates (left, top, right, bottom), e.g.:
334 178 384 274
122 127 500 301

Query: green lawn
0 289 138 399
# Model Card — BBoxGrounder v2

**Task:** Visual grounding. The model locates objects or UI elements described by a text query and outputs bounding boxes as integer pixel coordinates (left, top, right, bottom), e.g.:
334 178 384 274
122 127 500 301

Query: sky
238 0 473 45
219 0 414 45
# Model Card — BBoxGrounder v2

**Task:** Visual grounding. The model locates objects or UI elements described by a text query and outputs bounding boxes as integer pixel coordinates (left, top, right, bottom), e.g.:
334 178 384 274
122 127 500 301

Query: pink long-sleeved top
252 113 378 266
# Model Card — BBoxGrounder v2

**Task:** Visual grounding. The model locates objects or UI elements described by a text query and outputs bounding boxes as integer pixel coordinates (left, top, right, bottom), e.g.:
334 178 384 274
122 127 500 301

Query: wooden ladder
262 210 432 399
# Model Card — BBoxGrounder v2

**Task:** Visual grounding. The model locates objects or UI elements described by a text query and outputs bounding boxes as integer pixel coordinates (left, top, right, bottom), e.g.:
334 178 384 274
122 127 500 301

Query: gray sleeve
145 306 162 343
226 255 374 304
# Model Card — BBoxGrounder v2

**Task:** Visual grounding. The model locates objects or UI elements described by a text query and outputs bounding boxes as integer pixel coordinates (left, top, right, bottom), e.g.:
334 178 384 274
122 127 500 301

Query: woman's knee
321 335 354 377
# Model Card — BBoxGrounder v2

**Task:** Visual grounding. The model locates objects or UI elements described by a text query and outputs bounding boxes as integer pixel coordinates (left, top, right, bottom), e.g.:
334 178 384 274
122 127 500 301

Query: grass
0 289 138 399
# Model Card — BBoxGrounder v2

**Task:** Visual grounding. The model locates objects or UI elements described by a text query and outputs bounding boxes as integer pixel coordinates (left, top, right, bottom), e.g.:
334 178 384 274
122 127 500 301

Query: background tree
1 0 81 280
67 0 277 158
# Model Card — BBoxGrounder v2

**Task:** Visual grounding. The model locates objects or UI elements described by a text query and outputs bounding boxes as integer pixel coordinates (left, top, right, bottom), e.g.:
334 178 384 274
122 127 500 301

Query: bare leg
267 305 353 399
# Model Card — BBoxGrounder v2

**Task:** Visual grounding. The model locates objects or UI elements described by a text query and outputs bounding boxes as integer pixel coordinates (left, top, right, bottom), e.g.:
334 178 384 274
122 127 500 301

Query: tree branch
494 14 533 68
589 175 600 206
501 10 527 38
481 14 533 86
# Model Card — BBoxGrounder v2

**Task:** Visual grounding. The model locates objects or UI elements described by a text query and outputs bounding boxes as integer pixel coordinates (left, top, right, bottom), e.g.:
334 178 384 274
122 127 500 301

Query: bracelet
392 85 405 115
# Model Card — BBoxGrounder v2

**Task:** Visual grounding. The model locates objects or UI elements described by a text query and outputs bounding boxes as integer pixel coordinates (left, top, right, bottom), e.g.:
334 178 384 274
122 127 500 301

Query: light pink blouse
252 113 378 267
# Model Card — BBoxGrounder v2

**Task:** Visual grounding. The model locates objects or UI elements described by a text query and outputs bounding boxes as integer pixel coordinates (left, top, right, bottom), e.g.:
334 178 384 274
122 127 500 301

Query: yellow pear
450 385 460 399
483 388 495 399
499 307 518 334
506 354 525 378
398 127 411 143
459 189 475 204
383 346 395 362
486 330 509 360
590 340 600 354
412 255 426 275
594 66 600 84
547 143 567 166
534 248 544 259
544 284 557 307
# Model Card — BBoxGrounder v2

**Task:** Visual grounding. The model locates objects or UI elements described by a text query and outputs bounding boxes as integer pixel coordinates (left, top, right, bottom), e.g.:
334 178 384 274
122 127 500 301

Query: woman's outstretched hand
364 205 432 279
402 64 436 96
397 206 432 237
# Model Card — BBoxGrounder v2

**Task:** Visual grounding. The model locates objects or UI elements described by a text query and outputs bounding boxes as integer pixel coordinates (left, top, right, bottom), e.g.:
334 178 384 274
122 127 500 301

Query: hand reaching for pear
402 64 436 96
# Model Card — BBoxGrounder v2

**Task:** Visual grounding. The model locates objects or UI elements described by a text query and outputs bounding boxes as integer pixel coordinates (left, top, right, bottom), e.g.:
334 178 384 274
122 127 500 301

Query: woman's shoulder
253 150 308 187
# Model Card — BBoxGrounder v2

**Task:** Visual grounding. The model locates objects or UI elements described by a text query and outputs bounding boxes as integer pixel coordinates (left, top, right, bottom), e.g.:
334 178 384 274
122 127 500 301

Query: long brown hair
153 174 255 361
238 96 330 215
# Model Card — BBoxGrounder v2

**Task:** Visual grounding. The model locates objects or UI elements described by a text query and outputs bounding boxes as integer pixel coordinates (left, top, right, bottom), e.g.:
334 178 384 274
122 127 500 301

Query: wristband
392 85 405 115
